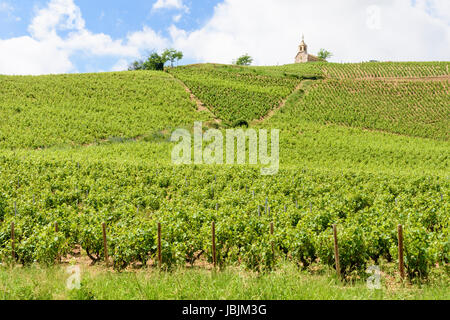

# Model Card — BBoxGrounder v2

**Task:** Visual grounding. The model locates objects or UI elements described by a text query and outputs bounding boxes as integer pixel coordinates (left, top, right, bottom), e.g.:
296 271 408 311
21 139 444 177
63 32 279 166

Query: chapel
295 35 320 63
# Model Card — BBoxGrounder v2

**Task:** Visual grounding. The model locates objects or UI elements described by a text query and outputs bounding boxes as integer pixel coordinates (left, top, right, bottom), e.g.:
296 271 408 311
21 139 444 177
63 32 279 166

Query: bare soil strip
168 74 221 124
251 81 305 125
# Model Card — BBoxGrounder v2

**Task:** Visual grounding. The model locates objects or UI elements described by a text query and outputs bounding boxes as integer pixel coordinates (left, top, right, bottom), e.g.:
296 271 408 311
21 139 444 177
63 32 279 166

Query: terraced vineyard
168 64 302 125
289 79 449 140
322 62 449 79
0 62 448 285
0 71 210 149
261 61 449 80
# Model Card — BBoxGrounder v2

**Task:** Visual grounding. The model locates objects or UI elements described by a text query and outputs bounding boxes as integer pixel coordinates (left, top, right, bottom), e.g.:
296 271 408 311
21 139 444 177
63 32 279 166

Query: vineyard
287 79 449 140
0 161 448 279
0 61 449 288
168 64 303 125
321 62 449 79
276 61 449 80
0 71 210 149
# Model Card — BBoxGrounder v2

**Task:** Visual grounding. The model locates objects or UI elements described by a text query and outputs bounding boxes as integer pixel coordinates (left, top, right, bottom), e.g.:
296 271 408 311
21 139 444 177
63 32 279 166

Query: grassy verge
0 263 448 300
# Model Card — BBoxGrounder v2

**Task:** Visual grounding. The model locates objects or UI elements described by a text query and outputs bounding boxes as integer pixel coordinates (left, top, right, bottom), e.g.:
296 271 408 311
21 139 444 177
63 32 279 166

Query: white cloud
173 14 182 23
127 26 170 52
111 59 130 72
28 0 85 40
152 0 189 12
0 0 167 75
0 36 74 75
170 0 450 65
0 0 448 75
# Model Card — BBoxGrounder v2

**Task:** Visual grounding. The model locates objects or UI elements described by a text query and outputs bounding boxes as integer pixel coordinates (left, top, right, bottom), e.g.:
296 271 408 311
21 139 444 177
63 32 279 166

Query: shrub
234 54 253 66
389 226 433 279
316 225 369 277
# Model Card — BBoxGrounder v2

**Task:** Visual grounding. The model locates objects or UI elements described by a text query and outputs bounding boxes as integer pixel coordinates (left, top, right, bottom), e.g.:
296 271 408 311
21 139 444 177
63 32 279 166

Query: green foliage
388 227 434 279
169 64 300 124
128 60 145 71
234 54 253 66
403 227 433 279
322 61 449 79
284 79 449 140
283 223 316 268
0 158 446 278
316 225 369 277
110 219 155 270
129 49 184 70
0 61 448 282
317 49 332 61
162 48 184 67
0 71 209 149
1 264 448 300
275 61 449 79
129 52 166 71
0 193 6 221
143 52 166 71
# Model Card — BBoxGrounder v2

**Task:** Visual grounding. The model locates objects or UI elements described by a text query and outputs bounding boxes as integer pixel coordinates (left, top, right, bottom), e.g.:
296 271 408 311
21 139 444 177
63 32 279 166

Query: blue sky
0 0 222 72
0 1 220 38
0 0 449 75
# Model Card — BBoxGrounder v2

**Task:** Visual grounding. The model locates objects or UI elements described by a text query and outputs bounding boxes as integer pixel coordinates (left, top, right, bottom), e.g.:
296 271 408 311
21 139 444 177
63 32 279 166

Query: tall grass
0 263 447 300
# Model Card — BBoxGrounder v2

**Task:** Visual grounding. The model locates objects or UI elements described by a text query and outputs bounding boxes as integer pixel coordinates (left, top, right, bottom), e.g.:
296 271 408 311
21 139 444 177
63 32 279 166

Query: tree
143 52 167 71
128 49 184 71
162 49 184 67
234 54 253 66
128 60 144 71
318 49 333 61
128 52 167 71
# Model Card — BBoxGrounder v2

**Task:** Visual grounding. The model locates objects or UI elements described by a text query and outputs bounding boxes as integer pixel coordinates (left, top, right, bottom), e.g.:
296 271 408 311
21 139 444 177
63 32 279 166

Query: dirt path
168 74 221 124
251 81 305 125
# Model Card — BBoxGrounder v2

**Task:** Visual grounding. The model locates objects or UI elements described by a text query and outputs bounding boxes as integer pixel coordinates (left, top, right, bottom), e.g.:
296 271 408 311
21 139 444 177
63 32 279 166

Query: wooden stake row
7 221 407 280
332 224 406 280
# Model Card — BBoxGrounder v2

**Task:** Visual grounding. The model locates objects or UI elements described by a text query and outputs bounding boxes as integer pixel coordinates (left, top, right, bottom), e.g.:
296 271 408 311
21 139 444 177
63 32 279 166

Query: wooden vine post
333 224 341 279
398 224 405 280
11 222 15 262
212 222 217 269
270 222 274 256
55 222 60 263
157 223 162 268
102 223 109 267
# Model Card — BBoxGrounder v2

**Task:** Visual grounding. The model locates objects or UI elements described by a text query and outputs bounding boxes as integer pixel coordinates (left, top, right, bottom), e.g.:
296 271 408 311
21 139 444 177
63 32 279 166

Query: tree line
129 49 184 71
128 48 333 71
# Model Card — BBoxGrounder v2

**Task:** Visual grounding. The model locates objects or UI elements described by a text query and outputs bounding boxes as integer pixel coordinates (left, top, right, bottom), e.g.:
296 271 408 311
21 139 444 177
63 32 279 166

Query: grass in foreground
0 263 448 300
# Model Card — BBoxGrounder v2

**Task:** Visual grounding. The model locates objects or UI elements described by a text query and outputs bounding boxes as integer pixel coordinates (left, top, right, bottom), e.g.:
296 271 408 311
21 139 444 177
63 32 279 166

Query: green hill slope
0 62 448 280
0 71 211 149
168 62 449 140
168 64 306 125
274 78 449 140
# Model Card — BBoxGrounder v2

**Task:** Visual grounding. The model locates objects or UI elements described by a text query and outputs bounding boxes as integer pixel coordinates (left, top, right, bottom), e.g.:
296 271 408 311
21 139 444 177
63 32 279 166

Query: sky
0 0 449 75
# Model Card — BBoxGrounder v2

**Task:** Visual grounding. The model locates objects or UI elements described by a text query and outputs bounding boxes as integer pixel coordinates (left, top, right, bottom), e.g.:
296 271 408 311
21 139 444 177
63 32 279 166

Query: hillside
0 62 448 281
0 71 211 149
